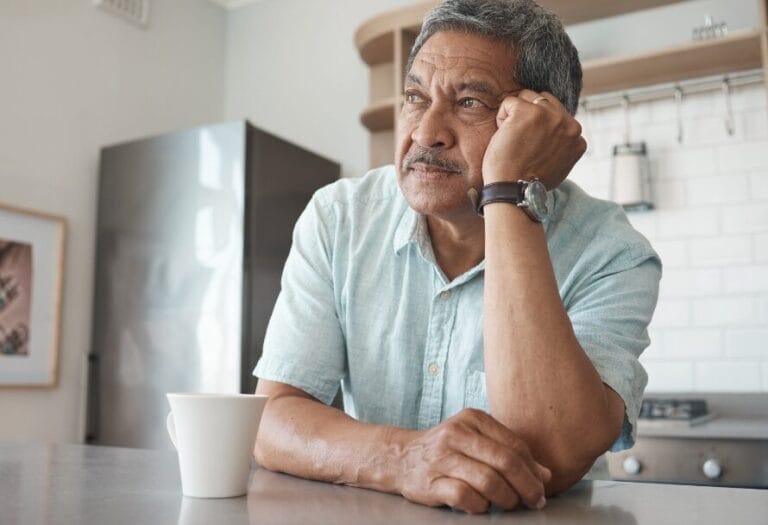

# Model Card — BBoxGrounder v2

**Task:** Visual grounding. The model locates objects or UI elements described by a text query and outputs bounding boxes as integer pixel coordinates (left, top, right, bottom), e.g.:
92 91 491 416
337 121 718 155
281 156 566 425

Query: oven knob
622 456 642 475
702 459 722 480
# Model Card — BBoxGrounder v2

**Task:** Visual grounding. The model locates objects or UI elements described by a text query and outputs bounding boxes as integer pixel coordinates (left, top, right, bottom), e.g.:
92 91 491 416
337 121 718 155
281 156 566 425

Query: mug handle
166 412 177 449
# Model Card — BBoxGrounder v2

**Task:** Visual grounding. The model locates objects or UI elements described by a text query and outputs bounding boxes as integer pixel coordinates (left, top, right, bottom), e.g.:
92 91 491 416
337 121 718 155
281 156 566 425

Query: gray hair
406 0 582 115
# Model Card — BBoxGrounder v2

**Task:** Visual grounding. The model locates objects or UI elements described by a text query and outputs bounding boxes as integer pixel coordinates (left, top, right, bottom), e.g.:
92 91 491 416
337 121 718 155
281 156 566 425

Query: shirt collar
393 205 420 255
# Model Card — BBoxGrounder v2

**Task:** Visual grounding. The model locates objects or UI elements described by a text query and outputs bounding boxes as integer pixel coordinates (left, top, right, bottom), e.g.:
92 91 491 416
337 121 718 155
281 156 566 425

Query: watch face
525 180 549 221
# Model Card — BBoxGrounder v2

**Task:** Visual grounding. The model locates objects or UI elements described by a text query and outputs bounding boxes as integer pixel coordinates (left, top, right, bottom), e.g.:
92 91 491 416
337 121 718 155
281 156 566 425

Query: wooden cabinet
355 0 768 168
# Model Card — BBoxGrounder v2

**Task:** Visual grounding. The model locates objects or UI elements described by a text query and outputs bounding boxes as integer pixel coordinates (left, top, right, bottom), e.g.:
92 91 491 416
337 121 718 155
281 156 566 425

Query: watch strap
471 181 526 216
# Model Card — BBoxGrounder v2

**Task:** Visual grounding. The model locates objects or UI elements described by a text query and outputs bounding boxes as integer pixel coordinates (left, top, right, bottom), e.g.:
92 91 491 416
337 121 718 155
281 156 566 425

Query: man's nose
411 105 455 149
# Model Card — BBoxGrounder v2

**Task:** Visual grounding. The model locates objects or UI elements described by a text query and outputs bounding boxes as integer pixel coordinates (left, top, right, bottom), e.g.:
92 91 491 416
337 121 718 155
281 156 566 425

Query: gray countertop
637 416 768 440
1 441 766 525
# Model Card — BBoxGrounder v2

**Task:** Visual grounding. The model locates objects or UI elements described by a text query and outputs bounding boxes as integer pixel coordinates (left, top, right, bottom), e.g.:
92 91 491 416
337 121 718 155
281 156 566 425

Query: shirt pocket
464 370 490 412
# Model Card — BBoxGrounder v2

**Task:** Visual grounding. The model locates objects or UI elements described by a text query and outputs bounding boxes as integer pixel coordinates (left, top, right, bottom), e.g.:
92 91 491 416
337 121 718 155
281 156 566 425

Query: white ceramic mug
166 393 268 498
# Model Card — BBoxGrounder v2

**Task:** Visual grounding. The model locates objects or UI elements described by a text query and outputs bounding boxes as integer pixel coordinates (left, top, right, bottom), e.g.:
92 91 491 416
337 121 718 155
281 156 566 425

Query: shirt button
439 290 451 300
428 363 440 375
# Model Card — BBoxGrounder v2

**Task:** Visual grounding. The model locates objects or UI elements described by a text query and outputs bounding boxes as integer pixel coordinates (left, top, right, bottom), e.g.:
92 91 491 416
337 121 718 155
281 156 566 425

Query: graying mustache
403 151 462 173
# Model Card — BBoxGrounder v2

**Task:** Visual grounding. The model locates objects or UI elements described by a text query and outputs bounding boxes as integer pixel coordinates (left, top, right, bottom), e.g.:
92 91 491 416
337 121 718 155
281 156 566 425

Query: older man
253 0 661 514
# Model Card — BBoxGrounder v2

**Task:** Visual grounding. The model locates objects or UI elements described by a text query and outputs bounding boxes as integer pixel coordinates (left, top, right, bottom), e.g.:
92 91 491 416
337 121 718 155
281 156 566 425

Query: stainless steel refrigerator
86 120 339 449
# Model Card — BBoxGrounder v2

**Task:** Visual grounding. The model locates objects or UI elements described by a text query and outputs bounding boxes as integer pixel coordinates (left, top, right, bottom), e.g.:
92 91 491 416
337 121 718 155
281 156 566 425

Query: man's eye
458 97 484 109
404 92 425 104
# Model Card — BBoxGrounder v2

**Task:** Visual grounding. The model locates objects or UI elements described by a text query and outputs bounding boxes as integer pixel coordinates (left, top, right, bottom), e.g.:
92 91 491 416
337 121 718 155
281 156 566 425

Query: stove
606 393 768 489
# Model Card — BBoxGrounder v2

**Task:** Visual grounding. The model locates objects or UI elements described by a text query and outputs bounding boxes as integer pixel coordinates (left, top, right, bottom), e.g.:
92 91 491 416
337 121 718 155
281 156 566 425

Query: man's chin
399 188 473 218
396 168 477 216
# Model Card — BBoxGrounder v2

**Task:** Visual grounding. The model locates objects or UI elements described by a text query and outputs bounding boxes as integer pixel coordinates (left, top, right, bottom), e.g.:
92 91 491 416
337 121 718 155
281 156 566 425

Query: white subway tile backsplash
694 360 762 391
740 111 768 142
642 337 664 359
717 142 768 172
654 147 717 179
579 87 768 393
570 157 611 190
689 235 752 267
640 122 679 148
755 233 768 262
641 360 694 392
749 172 768 200
627 211 657 239
658 268 720 297
683 116 740 146
656 208 719 239
661 328 723 358
692 297 761 326
729 85 768 112
653 178 687 209
721 203 768 234
725 328 768 358
686 174 749 206
651 239 687 267
723 264 768 293
651 298 691 327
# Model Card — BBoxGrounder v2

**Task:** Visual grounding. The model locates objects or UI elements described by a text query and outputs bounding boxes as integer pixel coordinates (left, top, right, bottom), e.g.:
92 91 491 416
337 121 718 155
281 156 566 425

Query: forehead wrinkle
455 80 498 96
410 36 517 93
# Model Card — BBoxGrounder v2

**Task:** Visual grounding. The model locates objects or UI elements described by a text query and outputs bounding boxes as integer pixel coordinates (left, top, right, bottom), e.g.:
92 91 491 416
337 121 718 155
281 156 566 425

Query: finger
468 435 546 509
465 412 550 483
438 453 520 510
431 477 490 514
495 90 560 129
537 464 552 484
516 90 566 113
446 425 545 509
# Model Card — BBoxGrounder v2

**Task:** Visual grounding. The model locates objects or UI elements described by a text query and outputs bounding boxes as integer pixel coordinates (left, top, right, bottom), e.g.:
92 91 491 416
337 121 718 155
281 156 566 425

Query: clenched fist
482 90 587 189
393 409 551 514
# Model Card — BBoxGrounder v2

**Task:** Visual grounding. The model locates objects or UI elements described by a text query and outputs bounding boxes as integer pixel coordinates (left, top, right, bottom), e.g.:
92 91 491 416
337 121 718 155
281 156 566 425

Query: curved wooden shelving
354 0 693 66
355 2 434 66
583 29 764 95
360 98 396 131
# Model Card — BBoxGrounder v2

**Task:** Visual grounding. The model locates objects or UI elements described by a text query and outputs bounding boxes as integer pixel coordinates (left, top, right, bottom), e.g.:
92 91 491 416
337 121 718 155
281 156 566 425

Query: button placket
416 287 458 429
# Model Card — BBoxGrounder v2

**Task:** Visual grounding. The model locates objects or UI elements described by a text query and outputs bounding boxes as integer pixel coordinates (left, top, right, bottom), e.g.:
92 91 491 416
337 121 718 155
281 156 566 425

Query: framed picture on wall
0 203 66 387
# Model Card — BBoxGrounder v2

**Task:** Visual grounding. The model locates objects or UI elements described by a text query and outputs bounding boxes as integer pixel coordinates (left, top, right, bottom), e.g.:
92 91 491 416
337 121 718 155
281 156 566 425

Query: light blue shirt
254 165 661 451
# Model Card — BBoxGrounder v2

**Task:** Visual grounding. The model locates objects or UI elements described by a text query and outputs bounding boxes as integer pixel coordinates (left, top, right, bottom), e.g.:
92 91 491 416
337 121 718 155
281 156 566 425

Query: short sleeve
253 194 346 405
567 252 661 451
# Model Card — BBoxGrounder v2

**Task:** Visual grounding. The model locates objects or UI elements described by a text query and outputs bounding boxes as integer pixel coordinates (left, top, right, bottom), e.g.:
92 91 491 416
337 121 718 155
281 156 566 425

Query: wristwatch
468 179 550 222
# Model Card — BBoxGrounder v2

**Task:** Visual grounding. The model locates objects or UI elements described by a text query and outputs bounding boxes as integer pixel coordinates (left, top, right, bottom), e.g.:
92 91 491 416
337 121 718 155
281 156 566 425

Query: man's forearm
254 390 413 492
483 203 621 489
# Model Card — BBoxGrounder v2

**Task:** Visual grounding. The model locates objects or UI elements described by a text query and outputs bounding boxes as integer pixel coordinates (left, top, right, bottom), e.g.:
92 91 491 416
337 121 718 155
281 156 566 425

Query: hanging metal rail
579 68 765 112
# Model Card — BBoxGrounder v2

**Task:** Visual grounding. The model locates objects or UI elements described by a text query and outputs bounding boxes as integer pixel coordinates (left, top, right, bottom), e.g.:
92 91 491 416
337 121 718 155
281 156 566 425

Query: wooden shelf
582 29 765 95
360 98 396 131
355 0 693 66
355 2 433 65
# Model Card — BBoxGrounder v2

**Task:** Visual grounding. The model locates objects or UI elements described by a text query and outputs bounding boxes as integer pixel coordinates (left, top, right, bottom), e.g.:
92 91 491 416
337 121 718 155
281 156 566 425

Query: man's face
395 31 521 218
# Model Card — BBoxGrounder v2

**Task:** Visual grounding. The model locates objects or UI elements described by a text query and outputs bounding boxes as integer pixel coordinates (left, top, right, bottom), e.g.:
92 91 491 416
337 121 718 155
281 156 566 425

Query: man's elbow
545 413 623 495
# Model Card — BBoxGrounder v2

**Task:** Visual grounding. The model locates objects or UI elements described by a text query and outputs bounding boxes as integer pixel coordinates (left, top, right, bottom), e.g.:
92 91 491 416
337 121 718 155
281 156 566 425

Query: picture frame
0 203 66 387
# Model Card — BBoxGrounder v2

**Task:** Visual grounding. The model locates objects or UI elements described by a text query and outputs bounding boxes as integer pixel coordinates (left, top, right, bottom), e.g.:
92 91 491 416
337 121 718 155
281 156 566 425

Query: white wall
223 0 417 178
0 0 226 443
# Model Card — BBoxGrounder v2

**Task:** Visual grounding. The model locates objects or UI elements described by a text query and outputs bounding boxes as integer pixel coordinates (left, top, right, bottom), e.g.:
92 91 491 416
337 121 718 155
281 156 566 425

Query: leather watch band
473 181 526 216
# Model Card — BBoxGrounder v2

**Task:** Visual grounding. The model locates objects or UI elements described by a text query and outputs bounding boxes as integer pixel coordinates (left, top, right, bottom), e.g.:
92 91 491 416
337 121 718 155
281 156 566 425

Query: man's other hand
394 408 551 514
481 90 586 189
